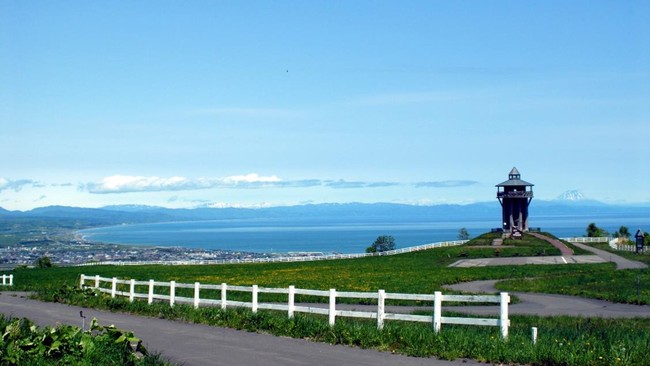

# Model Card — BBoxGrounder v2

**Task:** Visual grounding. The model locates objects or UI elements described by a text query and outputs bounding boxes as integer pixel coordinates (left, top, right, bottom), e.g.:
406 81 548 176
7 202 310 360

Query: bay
79 213 650 254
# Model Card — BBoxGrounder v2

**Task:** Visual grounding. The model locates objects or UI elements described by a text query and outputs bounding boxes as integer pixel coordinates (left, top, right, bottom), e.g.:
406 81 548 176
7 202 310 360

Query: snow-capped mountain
556 190 586 201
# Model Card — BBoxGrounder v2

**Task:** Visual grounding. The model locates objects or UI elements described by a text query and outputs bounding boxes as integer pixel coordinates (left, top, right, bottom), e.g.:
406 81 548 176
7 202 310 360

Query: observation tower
496 167 534 232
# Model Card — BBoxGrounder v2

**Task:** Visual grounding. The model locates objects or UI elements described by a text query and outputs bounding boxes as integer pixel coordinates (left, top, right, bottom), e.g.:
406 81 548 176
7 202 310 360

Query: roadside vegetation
2 231 649 365
0 314 170 365
29 285 650 365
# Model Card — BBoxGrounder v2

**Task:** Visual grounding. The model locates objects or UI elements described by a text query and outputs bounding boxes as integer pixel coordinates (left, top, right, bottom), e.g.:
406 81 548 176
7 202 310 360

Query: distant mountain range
1 199 649 229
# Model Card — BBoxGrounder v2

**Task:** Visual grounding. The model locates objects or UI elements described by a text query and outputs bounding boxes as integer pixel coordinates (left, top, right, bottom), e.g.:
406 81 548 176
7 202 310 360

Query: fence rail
563 237 610 243
80 274 510 338
1 274 13 286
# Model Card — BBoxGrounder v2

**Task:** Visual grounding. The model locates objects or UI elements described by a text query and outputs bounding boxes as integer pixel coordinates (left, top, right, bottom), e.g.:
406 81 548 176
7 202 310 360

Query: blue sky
1 1 649 210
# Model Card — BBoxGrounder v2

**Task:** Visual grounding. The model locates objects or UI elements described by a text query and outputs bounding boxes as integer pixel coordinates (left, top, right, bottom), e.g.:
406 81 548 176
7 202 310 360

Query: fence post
194 282 200 309
148 280 154 304
531 327 538 344
169 281 176 307
500 292 510 339
433 291 442 333
221 283 227 310
80 274 85 289
8 274 13 286
95 275 100 288
129 279 135 303
377 289 385 330
1 275 5 285
328 289 336 326
288 285 295 319
110 277 117 298
252 285 259 313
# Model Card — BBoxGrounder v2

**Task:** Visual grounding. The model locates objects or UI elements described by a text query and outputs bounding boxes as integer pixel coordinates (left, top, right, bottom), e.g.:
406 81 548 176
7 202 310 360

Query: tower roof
496 167 534 187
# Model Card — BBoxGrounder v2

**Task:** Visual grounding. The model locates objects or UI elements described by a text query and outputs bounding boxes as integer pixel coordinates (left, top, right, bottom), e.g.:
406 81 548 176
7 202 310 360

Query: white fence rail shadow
1 274 13 286
80 274 510 338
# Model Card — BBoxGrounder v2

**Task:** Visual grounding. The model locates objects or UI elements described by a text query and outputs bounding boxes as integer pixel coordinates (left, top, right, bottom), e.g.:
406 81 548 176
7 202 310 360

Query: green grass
497 241 650 304
6 234 613 297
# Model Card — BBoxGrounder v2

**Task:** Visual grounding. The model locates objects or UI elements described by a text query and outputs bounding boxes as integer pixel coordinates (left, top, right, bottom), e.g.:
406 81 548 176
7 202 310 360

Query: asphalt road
0 292 482 366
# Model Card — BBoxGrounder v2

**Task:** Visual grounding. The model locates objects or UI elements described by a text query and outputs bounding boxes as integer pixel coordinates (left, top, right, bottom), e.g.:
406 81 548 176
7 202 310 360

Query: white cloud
86 174 288 194
88 175 191 193
223 173 281 184
84 174 481 194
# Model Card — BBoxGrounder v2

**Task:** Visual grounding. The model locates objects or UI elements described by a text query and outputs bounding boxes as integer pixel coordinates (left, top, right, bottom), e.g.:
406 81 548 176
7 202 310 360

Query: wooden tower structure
496 167 534 232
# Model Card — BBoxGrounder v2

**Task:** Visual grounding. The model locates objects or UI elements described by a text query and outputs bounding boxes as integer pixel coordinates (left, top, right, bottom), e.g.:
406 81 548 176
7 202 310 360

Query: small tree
457 228 470 240
366 235 396 253
617 226 630 241
586 223 608 237
35 256 53 268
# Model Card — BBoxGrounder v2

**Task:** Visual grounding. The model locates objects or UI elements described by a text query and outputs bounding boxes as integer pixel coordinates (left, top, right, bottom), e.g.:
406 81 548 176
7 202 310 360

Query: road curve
444 280 650 318
0 292 481 366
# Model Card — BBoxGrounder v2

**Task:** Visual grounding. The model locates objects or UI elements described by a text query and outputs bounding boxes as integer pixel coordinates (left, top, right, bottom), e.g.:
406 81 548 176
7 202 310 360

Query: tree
586 223 608 237
34 256 53 268
366 235 396 253
617 226 630 240
457 228 470 240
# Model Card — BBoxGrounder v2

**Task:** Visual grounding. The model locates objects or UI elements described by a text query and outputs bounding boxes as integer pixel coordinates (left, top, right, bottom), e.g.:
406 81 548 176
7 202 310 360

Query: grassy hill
2 232 649 365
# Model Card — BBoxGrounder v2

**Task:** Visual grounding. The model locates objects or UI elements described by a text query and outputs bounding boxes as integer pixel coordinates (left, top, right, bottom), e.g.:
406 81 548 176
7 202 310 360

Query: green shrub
0 315 170 365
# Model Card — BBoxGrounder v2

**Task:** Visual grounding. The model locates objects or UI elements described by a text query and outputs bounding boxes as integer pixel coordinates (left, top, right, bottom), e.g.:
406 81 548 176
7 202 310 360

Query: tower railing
497 191 533 198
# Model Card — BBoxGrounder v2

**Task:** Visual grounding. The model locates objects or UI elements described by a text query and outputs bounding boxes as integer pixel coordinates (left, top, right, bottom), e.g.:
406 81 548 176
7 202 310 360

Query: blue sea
79 213 650 254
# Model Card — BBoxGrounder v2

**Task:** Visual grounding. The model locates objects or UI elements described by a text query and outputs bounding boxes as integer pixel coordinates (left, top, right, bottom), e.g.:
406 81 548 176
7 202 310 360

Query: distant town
0 236 277 269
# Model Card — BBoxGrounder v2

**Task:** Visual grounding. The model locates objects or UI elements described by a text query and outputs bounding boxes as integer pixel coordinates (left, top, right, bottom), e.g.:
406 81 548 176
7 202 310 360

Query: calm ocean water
79 213 650 254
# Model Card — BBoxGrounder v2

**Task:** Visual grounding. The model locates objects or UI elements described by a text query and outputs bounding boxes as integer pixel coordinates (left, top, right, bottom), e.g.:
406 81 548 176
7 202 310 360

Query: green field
9 233 618 296
2 232 649 365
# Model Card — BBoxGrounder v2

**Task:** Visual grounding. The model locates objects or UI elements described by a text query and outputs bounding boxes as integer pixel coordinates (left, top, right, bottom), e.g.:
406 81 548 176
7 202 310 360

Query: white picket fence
563 237 610 243
80 274 510 338
608 238 648 253
1 274 13 286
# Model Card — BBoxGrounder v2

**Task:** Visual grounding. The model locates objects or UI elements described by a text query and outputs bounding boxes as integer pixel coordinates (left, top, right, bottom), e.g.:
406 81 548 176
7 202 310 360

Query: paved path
444 280 650 318
0 292 481 366
449 255 605 267
449 238 647 270
571 242 648 270
445 243 649 317
528 232 574 256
